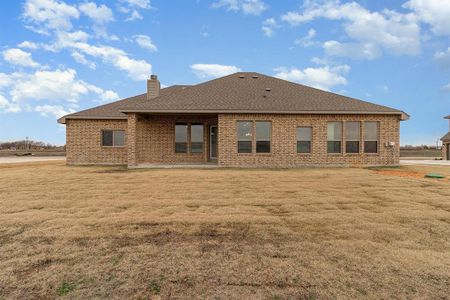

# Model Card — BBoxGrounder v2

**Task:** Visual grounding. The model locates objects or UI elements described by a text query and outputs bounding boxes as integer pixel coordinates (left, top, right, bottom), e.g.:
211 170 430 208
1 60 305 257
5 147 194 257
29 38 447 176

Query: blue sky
0 0 449 146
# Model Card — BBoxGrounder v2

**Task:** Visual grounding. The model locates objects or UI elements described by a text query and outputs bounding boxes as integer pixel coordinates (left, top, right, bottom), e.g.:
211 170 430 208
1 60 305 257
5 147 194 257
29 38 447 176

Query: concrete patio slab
0 157 66 164
400 159 450 166
130 163 219 169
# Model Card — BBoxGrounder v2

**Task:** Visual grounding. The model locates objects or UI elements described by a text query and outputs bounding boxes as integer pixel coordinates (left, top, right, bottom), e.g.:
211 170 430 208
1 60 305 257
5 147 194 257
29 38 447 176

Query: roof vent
239 75 245 78
252 75 259 79
265 88 271 92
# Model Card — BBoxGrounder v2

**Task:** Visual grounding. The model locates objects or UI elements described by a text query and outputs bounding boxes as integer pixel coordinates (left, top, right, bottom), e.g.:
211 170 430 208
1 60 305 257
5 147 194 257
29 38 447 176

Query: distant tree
0 140 65 151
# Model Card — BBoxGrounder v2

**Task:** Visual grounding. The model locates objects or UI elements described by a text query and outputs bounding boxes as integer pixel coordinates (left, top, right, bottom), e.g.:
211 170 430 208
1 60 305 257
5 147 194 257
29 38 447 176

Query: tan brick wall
134 114 218 164
66 119 127 165
66 113 401 167
443 143 449 160
217 114 400 168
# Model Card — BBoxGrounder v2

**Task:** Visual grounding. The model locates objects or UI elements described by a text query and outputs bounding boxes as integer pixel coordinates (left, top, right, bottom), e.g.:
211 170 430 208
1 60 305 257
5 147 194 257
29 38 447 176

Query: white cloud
379 85 389 93
99 90 120 102
22 0 80 32
274 64 350 91
92 25 119 41
121 0 152 9
69 43 151 80
190 64 241 79
0 94 21 113
404 0 450 36
434 47 450 69
442 83 450 93
0 69 119 116
38 30 152 80
119 0 151 21
242 0 267 15
3 48 40 68
262 18 278 37
78 2 116 40
71 51 96 69
134 35 157 52
0 73 13 89
294 28 317 47
18 41 39 50
125 10 143 21
79 2 113 24
212 0 267 16
323 40 381 60
281 0 421 59
35 104 74 118
20 0 153 81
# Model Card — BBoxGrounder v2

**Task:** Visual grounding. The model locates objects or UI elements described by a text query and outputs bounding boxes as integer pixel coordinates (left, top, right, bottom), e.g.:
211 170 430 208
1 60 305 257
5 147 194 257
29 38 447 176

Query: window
237 121 253 153
364 122 379 153
190 123 204 153
297 127 312 153
102 130 125 147
345 122 360 153
256 121 271 153
175 123 188 153
327 122 342 153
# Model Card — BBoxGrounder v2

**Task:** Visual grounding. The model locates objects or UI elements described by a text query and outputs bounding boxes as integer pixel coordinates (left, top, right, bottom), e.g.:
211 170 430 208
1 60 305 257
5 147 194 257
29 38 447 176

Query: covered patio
126 113 219 167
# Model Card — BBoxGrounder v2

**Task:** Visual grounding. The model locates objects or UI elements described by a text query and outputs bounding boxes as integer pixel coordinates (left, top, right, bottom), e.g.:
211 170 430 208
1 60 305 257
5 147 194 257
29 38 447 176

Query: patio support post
127 113 138 167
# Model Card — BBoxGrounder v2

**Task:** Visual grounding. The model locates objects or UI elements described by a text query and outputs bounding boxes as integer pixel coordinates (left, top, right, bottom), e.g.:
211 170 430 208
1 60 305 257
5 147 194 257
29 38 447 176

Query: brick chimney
147 74 160 100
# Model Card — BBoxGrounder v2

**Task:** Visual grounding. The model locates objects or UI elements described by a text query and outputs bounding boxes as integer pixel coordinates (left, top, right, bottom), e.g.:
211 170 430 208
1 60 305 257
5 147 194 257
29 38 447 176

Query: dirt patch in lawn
372 169 426 179
0 162 449 299
371 166 450 181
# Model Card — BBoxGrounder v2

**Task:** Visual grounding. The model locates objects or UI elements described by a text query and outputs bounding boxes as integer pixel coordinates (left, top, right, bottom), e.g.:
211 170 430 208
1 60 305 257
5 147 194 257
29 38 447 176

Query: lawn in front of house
0 162 449 299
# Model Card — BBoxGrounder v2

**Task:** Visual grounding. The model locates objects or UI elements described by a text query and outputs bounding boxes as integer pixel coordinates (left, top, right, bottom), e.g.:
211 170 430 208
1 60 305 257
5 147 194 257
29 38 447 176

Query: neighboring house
58 72 409 168
441 115 450 160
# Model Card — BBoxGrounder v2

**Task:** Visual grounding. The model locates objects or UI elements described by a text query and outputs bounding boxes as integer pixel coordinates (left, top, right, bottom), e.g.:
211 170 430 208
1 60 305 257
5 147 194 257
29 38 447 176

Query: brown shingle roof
58 85 189 123
442 132 450 141
59 72 408 123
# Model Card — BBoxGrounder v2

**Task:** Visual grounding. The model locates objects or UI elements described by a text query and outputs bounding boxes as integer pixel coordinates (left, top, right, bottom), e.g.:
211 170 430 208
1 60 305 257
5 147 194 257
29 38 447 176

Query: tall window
327 122 342 153
175 123 188 153
190 123 204 153
237 121 253 153
102 130 125 147
364 122 379 153
345 122 360 153
297 127 312 153
256 121 271 153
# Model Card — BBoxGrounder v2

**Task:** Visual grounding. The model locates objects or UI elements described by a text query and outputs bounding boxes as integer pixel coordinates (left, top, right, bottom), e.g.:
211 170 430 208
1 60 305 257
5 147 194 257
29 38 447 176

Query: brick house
441 115 450 160
58 72 409 168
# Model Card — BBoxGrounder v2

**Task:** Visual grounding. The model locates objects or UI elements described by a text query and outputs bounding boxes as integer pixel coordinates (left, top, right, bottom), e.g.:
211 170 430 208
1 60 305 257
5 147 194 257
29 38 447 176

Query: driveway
400 159 450 166
0 157 65 164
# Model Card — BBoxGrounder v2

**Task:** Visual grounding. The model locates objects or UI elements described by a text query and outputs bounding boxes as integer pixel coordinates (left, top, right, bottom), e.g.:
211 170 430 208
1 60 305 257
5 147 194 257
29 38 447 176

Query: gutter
57 116 127 124
119 109 410 121
59 110 409 124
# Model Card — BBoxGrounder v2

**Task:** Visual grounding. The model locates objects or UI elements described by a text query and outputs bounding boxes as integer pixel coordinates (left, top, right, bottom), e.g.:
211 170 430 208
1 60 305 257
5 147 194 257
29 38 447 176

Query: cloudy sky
0 0 449 145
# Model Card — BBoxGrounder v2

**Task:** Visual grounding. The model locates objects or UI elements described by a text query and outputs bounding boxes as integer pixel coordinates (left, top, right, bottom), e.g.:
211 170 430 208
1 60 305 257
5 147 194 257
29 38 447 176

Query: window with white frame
297 127 312 153
190 123 204 153
175 123 188 153
102 130 125 147
364 122 379 153
255 121 271 153
237 121 253 153
345 122 360 153
327 122 342 153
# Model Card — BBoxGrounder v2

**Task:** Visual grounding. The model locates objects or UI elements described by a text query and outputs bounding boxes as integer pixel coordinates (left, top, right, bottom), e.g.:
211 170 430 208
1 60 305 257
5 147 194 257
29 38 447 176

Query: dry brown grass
0 162 449 299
